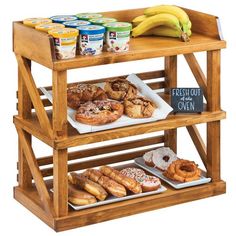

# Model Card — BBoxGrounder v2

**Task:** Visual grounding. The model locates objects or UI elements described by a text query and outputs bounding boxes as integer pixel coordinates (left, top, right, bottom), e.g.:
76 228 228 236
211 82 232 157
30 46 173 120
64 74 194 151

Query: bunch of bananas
132 5 192 42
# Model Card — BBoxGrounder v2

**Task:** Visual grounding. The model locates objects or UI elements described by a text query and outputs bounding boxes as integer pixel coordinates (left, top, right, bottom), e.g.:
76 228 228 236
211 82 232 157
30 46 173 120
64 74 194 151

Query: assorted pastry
75 100 124 125
67 79 158 125
68 165 161 206
142 147 201 183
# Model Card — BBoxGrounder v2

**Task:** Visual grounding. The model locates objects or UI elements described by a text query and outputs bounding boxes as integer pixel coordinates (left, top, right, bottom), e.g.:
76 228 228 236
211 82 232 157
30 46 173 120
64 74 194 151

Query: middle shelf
13 109 226 149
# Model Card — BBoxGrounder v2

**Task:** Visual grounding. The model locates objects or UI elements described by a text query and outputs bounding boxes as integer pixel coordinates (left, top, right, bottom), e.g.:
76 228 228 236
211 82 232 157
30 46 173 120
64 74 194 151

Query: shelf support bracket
16 126 55 217
184 53 207 98
186 125 207 168
164 56 177 153
15 54 53 139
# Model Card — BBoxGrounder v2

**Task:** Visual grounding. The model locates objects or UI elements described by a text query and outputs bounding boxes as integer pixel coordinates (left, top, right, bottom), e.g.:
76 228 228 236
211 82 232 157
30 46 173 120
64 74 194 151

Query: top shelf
13 7 226 71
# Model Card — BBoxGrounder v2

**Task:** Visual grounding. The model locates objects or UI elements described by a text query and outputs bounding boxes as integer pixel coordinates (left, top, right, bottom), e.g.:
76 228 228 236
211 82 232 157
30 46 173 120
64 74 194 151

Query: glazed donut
124 96 156 118
67 83 107 109
143 147 178 171
163 159 201 182
75 100 124 125
104 79 137 101
120 167 161 192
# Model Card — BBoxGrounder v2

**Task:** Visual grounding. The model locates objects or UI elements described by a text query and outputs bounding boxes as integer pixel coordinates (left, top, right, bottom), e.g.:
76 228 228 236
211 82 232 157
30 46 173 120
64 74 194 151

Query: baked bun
124 96 156 118
104 79 137 101
75 100 124 125
67 83 107 109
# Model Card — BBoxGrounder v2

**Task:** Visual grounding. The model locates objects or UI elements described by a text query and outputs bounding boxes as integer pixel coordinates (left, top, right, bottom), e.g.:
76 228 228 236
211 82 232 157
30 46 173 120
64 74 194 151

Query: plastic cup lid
23 18 52 26
35 23 65 32
63 20 91 27
76 13 103 20
50 15 78 22
77 25 105 34
103 22 132 31
89 17 117 25
48 28 79 38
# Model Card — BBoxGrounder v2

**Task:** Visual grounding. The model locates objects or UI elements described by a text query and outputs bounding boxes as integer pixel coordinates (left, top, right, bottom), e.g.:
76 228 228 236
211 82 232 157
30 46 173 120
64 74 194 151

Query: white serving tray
51 163 167 211
135 157 211 189
40 74 173 134
68 185 167 211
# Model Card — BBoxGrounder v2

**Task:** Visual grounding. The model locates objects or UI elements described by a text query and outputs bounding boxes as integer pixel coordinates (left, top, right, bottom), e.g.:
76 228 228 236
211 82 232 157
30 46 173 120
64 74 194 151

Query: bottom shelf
14 180 226 232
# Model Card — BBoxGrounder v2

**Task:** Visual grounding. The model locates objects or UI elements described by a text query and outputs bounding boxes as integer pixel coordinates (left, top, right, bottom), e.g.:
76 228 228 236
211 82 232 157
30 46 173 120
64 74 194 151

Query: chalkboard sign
171 88 203 113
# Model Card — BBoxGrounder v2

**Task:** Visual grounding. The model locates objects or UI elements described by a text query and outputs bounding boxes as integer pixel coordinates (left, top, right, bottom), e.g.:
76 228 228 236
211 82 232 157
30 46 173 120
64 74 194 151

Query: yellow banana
143 26 191 38
144 5 191 33
132 13 183 38
132 15 148 25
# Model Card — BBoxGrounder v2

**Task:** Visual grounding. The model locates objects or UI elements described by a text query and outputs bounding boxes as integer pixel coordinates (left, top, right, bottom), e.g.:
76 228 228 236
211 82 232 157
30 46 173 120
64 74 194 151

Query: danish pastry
124 96 156 118
104 78 137 101
75 100 124 125
67 83 107 109
163 159 201 182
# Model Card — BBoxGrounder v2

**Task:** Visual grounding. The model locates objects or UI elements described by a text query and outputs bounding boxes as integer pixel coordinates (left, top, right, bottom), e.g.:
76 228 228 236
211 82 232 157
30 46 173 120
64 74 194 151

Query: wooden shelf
14 110 226 149
14 179 226 232
13 6 226 232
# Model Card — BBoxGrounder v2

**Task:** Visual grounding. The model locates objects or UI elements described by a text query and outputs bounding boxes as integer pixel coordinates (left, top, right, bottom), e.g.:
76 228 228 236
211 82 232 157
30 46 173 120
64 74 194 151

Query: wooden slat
17 58 32 188
16 127 55 217
184 53 207 98
52 70 68 217
13 22 54 69
16 55 53 138
41 147 160 177
186 125 207 168
37 135 165 166
164 56 177 153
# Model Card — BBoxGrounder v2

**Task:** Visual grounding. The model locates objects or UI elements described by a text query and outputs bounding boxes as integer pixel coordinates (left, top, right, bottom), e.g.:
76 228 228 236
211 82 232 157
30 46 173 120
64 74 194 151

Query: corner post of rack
17 57 33 189
206 49 221 182
52 69 68 217
164 56 177 153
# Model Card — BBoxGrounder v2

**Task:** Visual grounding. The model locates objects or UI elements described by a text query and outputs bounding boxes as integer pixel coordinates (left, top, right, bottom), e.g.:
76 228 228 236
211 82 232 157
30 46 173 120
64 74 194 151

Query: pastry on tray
124 96 156 118
104 78 137 101
83 168 127 197
100 165 142 194
68 183 97 205
120 167 161 192
75 100 124 125
68 172 108 201
67 83 107 109
163 159 201 182
143 147 178 171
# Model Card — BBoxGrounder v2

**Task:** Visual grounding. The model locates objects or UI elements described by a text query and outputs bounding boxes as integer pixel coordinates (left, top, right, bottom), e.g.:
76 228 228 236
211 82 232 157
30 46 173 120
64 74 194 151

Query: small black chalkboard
171 88 203 113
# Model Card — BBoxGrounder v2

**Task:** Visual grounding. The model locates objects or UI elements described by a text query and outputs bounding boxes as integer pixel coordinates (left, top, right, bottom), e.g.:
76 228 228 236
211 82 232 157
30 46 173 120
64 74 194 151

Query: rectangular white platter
135 157 211 189
40 73 173 134
51 163 167 211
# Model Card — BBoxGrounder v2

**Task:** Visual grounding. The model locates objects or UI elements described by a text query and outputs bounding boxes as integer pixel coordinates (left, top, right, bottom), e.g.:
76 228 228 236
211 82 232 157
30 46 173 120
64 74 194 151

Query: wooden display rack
13 7 226 232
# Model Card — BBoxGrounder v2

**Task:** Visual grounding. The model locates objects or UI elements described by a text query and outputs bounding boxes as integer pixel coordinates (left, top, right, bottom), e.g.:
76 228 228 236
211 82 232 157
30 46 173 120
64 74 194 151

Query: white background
0 0 235 235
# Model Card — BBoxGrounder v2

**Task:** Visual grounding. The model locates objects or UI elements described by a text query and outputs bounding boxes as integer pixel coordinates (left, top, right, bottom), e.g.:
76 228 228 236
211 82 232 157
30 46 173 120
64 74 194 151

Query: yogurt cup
77 25 105 55
63 20 91 28
23 18 52 27
35 23 65 33
76 13 103 21
104 22 132 52
89 17 117 26
48 28 79 60
50 15 78 23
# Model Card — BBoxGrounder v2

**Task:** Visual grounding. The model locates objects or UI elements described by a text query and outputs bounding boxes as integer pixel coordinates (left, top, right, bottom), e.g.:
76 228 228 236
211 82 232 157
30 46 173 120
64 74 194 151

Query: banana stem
181 32 190 42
